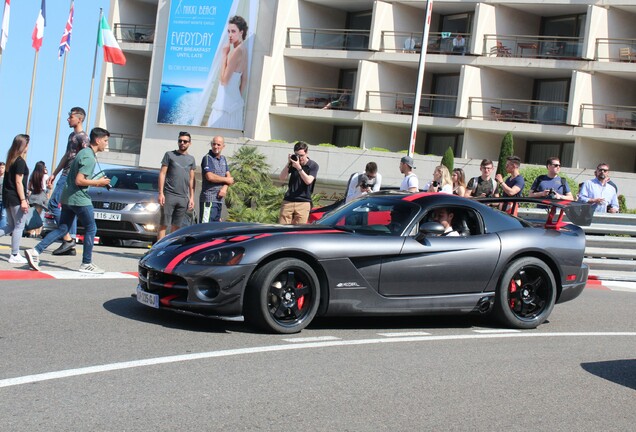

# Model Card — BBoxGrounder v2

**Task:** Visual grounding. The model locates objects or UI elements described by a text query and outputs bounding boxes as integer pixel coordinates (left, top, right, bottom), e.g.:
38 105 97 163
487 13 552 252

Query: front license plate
136 286 159 308
94 211 122 221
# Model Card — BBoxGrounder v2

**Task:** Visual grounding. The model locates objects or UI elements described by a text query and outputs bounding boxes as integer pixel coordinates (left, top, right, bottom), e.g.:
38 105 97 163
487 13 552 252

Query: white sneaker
25 249 40 271
8 254 28 264
78 262 105 274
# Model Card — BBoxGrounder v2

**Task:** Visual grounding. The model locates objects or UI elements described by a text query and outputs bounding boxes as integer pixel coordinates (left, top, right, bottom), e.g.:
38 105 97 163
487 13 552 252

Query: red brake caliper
296 282 305 310
509 279 517 309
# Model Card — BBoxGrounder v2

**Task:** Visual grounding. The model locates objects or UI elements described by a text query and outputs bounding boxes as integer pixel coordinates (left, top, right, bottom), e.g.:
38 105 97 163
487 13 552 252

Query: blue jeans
49 174 77 237
36 204 97 264
0 200 6 230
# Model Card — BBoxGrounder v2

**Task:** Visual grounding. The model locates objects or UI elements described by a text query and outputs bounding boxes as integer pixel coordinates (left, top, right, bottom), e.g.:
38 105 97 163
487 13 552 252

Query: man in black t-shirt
278 141 319 224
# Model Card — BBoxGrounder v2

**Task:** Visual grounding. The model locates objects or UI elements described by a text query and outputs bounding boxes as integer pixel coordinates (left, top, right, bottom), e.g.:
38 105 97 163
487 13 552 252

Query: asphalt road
0 254 635 431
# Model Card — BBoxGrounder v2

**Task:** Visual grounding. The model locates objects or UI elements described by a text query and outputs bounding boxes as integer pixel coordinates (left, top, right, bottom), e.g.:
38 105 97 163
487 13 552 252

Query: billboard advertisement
157 0 259 130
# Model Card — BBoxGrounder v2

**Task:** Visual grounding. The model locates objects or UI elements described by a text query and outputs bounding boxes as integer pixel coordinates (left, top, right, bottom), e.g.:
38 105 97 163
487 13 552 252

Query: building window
431 74 459 117
424 134 463 156
333 126 361 148
532 79 570 125
526 141 574 167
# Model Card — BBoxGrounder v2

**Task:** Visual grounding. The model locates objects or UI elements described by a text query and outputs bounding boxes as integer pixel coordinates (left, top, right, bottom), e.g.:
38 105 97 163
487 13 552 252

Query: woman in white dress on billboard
209 15 249 130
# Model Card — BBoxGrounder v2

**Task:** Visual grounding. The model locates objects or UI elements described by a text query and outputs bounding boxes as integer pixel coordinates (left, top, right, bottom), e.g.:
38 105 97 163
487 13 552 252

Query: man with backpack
464 159 498 198
528 157 573 200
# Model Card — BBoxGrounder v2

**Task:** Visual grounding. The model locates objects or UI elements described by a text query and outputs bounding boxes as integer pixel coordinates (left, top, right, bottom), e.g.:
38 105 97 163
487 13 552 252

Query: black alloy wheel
494 257 557 329
245 258 320 334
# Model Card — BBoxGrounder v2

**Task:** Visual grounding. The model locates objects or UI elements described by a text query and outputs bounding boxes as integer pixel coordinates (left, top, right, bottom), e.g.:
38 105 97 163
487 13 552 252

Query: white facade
96 0 636 206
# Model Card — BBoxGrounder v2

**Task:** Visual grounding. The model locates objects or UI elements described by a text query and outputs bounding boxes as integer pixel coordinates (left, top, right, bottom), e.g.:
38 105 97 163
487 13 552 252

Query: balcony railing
286 27 370 50
381 31 471 55
579 104 636 130
113 24 155 43
108 134 141 154
366 91 457 118
271 85 354 110
483 35 584 60
595 38 636 62
106 78 149 98
470 98 569 125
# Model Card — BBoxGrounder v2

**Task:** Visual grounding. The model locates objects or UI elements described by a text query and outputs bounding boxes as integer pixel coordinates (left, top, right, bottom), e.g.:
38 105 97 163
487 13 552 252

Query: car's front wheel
494 257 557 329
245 258 320 334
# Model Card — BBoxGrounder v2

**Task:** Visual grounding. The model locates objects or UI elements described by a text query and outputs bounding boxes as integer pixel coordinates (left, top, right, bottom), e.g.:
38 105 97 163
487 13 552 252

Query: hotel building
96 0 636 205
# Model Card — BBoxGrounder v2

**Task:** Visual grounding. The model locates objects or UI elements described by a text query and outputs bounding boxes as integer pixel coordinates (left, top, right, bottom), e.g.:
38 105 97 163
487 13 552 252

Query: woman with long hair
0 134 30 263
208 15 249 129
26 161 49 237
452 168 467 196
426 165 453 194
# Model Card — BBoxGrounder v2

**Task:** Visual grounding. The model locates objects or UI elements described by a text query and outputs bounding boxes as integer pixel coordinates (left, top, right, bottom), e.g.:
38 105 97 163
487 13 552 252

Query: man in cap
399 156 418 192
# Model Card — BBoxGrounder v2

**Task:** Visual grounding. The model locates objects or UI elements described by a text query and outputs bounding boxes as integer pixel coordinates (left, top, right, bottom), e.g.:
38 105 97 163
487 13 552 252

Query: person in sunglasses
158 132 196 239
528 157 573 200
578 163 619 213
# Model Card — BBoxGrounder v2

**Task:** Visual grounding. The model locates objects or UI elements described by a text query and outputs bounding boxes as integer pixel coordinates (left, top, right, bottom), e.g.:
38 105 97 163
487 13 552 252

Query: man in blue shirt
495 155 524 197
578 163 619 213
529 157 573 200
199 136 234 222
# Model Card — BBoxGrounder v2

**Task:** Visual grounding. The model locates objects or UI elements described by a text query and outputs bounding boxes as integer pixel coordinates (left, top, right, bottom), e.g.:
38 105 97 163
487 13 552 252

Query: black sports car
135 192 593 333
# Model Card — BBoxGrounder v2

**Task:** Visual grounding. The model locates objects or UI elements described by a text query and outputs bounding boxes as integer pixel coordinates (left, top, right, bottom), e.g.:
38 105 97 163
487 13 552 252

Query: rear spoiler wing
475 197 595 229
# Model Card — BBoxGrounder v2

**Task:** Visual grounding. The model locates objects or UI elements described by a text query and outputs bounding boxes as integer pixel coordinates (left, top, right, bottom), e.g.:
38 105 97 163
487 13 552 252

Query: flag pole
51 0 73 170
51 51 69 171
26 50 39 135
86 8 103 130
407 0 433 157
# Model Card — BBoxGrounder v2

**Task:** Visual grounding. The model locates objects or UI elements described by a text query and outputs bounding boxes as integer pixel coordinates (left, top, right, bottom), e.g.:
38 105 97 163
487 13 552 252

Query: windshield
99 170 159 192
316 197 420 236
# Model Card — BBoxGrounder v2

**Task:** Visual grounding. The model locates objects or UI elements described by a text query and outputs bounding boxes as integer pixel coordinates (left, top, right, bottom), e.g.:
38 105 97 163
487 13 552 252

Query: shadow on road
581 359 636 390
309 314 497 331
102 297 250 334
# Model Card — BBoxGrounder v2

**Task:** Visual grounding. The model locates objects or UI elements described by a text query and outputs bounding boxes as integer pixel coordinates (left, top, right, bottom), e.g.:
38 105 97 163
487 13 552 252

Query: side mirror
419 221 445 236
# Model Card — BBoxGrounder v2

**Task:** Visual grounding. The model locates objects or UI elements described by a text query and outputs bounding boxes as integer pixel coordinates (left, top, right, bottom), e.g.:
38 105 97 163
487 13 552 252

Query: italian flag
98 15 126 65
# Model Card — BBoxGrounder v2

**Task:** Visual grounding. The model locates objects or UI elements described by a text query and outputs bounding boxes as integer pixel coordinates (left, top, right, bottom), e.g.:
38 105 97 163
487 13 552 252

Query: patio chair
490 41 511 57
619 47 635 62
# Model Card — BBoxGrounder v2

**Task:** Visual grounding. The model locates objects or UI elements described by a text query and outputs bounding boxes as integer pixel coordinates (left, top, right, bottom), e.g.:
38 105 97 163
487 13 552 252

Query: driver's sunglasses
178 139 190 144
597 168 609 172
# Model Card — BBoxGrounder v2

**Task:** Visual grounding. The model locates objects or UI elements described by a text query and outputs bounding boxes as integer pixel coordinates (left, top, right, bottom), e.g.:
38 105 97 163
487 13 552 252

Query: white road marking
282 336 341 343
601 281 636 292
1 332 635 389
41 271 137 279
377 332 432 337
473 329 521 334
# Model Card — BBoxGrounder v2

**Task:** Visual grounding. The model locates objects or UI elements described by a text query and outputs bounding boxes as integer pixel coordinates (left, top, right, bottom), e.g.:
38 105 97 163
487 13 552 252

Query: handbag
24 206 44 231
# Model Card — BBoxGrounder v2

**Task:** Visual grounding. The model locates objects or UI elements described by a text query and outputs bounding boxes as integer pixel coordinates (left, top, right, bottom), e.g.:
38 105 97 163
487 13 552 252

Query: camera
358 173 376 191
290 154 299 162
432 181 439 188
547 188 556 198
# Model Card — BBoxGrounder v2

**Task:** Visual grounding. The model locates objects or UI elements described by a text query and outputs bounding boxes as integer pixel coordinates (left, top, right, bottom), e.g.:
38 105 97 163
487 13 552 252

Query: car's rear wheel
494 257 556 329
245 258 320 334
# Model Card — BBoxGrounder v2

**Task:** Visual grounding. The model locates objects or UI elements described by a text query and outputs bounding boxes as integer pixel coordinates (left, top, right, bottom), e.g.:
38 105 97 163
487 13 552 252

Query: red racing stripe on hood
164 239 226 273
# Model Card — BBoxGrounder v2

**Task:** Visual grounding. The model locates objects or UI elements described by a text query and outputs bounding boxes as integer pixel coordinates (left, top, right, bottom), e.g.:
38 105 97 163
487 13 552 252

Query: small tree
225 146 284 223
441 146 454 172
497 132 514 178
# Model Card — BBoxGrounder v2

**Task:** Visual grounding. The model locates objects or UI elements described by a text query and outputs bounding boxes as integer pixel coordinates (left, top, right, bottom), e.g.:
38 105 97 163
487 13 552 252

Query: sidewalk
0 236 145 274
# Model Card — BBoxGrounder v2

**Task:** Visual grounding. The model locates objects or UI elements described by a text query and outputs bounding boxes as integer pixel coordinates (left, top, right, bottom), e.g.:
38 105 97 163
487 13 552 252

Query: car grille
93 201 127 210
138 266 188 293
95 220 137 231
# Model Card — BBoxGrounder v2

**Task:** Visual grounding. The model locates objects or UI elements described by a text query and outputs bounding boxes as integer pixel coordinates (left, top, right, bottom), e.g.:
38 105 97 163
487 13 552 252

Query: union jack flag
58 1 74 58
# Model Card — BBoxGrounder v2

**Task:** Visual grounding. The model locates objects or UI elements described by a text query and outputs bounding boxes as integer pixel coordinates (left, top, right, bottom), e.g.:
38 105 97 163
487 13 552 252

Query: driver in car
430 208 459 236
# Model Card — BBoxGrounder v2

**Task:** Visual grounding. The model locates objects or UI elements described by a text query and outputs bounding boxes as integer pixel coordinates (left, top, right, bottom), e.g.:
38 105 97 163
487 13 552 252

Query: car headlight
186 247 245 266
131 202 160 212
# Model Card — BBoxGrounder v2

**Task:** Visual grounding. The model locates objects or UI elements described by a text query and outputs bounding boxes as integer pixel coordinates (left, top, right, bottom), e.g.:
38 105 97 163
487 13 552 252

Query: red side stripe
229 235 252 242
164 239 226 273
283 230 341 235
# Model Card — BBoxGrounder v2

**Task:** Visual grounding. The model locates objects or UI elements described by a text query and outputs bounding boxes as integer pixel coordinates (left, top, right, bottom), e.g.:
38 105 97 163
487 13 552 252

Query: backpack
470 176 497 197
